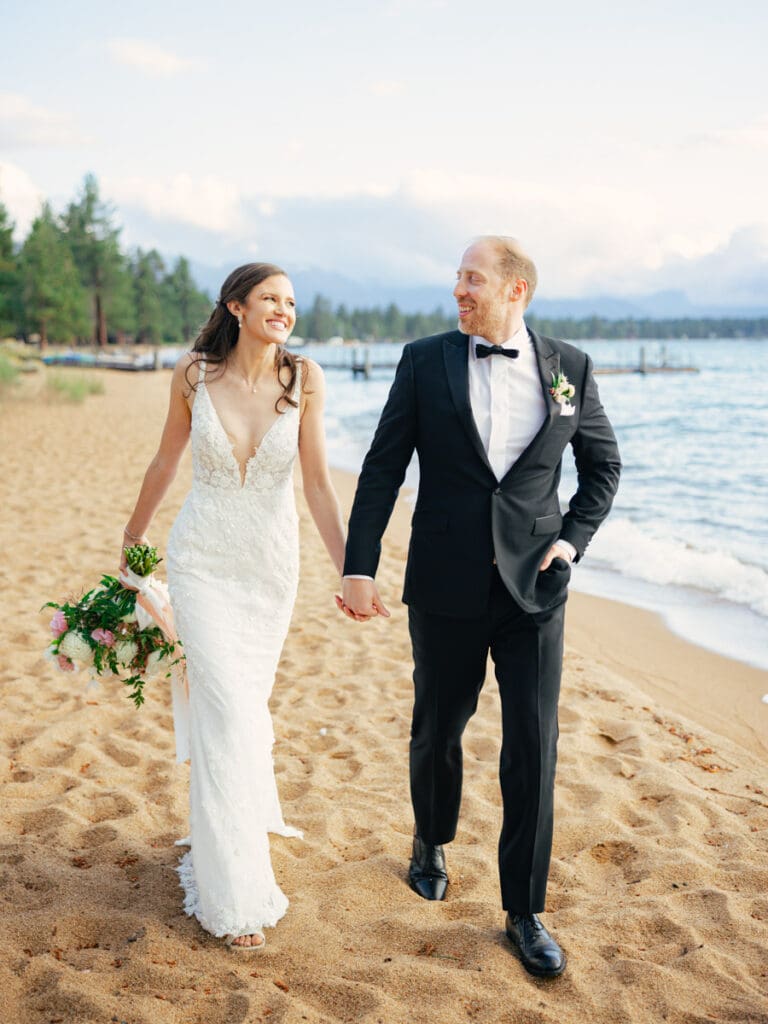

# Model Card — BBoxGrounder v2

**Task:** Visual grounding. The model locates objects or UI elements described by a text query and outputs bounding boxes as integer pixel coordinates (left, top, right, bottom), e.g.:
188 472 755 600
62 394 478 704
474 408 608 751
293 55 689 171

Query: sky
2 0 768 305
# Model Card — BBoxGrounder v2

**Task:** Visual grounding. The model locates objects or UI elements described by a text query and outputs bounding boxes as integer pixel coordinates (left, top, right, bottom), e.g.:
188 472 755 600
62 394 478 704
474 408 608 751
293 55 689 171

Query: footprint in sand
102 741 140 768
41 743 77 768
328 749 362 782
287 976 381 1021
88 792 137 824
79 825 118 848
21 807 70 835
0 851 25 865
589 839 652 885
275 778 312 802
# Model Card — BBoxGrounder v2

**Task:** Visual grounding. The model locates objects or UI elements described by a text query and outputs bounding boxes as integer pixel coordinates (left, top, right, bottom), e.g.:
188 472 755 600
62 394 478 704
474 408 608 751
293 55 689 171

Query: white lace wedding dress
166 357 302 939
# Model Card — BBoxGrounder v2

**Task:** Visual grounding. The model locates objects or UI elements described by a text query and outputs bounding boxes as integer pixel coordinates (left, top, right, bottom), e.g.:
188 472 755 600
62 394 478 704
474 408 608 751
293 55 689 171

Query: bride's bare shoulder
298 356 324 389
171 351 202 395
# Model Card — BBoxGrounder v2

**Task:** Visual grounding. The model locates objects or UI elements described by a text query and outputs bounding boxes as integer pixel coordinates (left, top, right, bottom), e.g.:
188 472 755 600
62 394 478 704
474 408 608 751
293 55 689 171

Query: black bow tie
475 343 519 359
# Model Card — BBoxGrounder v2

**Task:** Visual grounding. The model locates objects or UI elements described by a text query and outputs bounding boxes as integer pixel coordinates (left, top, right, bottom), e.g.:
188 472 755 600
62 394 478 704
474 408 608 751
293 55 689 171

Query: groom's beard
457 304 510 341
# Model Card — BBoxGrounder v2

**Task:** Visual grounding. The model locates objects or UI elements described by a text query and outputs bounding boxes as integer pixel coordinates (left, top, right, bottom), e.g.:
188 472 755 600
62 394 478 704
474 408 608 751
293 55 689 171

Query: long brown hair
186 262 303 411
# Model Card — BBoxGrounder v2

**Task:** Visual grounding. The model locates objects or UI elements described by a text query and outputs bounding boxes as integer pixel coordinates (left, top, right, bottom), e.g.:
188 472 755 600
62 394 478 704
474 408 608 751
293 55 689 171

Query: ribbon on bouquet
119 567 191 763
119 565 177 638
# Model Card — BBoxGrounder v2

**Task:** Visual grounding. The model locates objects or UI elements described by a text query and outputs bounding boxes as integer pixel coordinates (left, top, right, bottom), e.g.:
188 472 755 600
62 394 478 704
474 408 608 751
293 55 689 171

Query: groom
338 236 621 977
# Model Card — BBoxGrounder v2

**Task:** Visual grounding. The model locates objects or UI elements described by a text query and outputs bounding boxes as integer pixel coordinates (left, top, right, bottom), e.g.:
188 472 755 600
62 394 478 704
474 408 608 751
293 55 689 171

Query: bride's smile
234 279 297 347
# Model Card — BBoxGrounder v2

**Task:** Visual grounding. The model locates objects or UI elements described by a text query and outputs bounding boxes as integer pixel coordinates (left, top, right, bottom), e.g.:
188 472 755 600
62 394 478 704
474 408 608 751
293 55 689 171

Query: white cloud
0 161 46 237
107 38 199 77
0 92 89 148
104 173 243 233
370 80 406 97
627 225 768 305
694 116 768 151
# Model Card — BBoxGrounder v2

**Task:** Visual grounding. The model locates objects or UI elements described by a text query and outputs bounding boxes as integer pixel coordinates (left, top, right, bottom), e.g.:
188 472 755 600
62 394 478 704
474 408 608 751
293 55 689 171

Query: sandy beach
1 365 767 1024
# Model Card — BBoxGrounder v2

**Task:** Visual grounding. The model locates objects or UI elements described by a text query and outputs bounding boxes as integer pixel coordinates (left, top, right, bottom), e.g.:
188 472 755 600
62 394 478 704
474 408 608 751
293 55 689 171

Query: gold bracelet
123 526 146 543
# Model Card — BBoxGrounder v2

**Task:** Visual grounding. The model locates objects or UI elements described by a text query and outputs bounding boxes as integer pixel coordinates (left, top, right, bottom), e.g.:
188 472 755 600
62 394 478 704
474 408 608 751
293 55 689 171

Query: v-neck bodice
167 353 302 586
191 359 301 493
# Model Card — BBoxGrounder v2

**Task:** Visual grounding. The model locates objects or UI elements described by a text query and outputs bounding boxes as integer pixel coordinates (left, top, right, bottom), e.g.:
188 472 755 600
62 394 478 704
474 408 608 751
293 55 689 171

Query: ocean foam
586 517 768 618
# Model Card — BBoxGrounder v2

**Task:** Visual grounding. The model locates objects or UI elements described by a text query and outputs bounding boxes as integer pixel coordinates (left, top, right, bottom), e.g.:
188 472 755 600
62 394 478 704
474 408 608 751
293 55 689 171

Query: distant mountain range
190 262 768 319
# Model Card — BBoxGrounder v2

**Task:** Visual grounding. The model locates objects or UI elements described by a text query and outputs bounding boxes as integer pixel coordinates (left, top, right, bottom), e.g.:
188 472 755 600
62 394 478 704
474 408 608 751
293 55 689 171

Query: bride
121 263 346 950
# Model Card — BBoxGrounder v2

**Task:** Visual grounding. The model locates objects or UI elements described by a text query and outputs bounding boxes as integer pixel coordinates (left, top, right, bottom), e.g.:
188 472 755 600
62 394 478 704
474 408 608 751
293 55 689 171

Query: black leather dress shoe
408 835 448 901
505 913 566 977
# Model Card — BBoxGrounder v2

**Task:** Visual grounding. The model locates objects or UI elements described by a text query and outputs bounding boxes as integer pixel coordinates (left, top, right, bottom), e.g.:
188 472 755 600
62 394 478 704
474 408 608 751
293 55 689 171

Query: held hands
335 578 391 622
538 543 574 572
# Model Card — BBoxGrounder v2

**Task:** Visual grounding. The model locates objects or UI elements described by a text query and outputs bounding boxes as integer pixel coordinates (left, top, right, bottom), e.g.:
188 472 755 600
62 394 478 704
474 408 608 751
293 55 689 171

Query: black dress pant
408 568 565 913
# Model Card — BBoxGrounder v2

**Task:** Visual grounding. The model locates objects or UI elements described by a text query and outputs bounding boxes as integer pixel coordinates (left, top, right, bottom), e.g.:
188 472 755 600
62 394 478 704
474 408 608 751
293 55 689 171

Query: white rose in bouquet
120 610 139 624
58 631 94 665
114 640 139 666
144 649 168 677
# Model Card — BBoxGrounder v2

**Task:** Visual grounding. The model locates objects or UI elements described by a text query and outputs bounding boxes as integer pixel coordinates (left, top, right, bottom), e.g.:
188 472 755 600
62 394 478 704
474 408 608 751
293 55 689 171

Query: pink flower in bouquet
56 654 75 672
91 628 115 647
50 610 68 637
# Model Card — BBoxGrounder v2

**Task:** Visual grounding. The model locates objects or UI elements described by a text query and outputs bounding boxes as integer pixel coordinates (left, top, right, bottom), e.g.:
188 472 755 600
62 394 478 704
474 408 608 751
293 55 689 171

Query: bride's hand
336 579 390 622
119 543 138 588
119 528 147 588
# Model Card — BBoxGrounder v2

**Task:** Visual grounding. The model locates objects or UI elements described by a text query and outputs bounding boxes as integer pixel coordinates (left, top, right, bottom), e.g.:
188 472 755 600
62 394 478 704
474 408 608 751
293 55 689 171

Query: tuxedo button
494 488 502 495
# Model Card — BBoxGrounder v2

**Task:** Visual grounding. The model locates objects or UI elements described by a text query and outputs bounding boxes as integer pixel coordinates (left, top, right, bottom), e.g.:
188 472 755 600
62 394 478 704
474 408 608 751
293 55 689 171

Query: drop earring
237 314 243 328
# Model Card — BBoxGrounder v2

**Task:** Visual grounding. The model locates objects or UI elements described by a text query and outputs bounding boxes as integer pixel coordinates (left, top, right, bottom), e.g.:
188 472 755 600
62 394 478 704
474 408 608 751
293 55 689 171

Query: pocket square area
558 404 576 417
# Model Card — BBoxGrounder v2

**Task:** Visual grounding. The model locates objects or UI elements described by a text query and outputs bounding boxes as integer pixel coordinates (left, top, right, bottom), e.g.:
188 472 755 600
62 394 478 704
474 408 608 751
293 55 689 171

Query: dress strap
197 357 207 385
292 358 302 401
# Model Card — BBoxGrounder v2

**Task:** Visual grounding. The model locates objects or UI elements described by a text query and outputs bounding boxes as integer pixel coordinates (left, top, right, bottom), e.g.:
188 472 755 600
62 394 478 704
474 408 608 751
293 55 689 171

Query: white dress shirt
469 323 547 481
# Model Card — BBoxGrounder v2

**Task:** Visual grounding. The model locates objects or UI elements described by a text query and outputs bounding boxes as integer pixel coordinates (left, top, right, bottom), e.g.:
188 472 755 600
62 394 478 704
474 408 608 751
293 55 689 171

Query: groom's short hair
476 235 538 307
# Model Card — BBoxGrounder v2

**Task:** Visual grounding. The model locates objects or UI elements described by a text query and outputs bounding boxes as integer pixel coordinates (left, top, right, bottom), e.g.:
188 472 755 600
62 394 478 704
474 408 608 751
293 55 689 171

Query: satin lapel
498 328 561 485
532 329 561 413
442 332 496 476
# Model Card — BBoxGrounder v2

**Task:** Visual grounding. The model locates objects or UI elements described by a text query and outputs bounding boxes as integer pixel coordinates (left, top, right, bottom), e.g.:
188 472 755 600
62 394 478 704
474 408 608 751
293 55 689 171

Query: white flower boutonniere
549 372 576 415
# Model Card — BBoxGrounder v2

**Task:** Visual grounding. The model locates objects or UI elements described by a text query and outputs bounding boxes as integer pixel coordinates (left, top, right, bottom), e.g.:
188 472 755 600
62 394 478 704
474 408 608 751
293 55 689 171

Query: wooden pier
323 345 699 380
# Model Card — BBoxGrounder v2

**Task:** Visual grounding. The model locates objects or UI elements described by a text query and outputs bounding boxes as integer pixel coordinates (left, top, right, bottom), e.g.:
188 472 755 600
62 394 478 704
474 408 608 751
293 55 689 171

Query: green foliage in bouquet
43 545 182 708
123 543 161 576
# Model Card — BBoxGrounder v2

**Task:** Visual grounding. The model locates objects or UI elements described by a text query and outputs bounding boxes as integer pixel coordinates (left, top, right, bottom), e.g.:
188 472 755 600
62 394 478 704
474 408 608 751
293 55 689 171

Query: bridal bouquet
43 545 183 708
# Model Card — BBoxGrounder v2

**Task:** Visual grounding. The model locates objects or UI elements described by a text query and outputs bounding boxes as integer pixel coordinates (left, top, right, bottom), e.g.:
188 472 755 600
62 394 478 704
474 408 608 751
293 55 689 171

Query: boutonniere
549 372 576 415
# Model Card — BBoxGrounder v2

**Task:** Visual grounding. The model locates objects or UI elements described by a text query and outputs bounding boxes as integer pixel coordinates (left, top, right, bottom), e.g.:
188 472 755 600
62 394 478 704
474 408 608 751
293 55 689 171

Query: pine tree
133 248 165 344
20 203 89 347
165 256 211 344
105 254 138 343
62 174 124 346
0 202 22 337
305 294 335 341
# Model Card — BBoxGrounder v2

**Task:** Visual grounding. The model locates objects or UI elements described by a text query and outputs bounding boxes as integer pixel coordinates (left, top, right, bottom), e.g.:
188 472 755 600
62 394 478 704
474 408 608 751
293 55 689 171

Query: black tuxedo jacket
344 328 621 617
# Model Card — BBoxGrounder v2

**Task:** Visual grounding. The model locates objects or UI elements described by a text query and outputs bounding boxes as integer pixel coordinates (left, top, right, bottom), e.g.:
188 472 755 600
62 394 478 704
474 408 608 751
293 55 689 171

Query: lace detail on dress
191 359 301 493
165 354 303 938
177 849 289 937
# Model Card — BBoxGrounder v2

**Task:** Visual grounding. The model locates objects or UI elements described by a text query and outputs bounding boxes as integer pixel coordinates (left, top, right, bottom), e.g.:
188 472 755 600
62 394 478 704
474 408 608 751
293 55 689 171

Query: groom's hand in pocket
539 542 574 572
335 578 391 621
